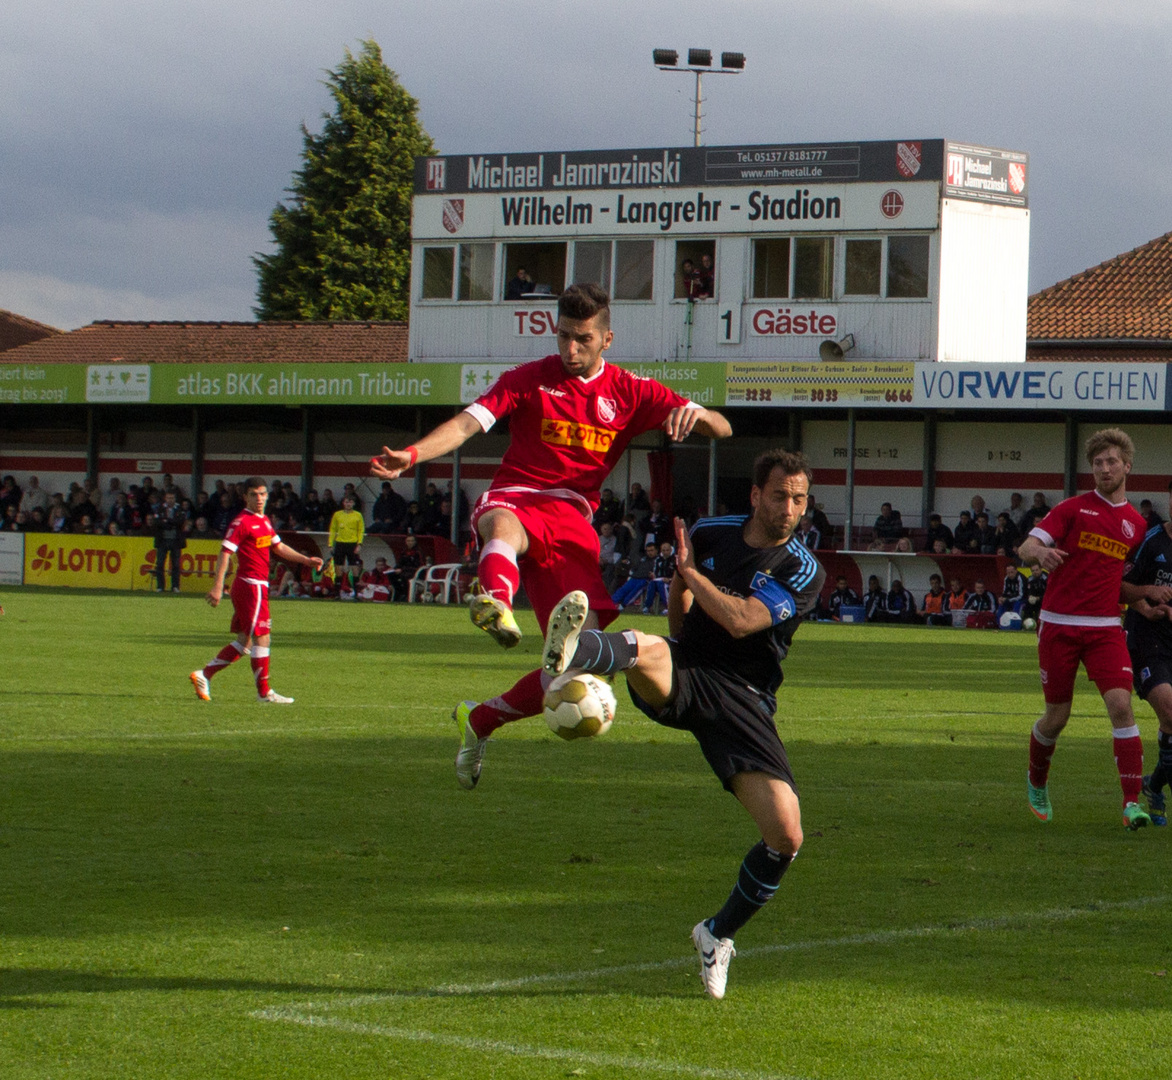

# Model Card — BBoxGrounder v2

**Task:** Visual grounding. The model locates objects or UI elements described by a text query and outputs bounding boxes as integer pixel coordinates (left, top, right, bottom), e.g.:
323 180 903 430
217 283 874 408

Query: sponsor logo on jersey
1157 554 1167 563
255 534 272 548
1076 531 1129 560
702 557 715 569
539 385 567 397
1122 519 1136 539
1079 508 1100 517
596 396 617 423
540 419 615 453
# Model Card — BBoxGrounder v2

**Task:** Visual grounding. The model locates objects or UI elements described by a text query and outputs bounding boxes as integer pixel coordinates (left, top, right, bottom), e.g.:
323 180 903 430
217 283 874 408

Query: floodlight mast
652 48 745 147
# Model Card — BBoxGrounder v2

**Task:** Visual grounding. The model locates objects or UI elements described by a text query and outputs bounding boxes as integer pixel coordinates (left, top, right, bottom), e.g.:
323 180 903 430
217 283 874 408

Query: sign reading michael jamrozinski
943 142 1028 208
416 140 948 194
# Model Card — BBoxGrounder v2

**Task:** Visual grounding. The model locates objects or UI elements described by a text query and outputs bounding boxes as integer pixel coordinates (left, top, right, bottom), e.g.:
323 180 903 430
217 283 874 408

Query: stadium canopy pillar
450 443 462 548
191 406 204 499
412 407 424 503
921 414 937 528
85 406 99 484
300 406 314 500
844 407 857 549
707 438 718 517
1063 415 1078 498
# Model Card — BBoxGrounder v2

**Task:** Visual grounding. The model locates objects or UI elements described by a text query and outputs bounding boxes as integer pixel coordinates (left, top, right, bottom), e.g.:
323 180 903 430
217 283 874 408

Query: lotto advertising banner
22 535 231 593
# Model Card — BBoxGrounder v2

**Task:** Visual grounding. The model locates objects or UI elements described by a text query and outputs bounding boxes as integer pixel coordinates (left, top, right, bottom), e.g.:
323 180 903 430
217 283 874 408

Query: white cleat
189 671 211 701
258 689 294 704
692 921 736 1000
542 590 589 677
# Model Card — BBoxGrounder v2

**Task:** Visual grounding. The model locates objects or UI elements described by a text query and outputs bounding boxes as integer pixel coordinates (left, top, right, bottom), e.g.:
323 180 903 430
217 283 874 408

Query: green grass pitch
1 586 1170 1079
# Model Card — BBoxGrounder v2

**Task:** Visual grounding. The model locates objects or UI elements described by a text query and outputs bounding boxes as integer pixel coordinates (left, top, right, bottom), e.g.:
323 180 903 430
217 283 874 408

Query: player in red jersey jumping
1017 429 1152 829
190 477 323 704
370 283 731 788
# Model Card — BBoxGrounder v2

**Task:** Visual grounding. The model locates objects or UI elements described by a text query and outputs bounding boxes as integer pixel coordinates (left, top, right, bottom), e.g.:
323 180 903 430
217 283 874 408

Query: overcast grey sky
3 0 1170 330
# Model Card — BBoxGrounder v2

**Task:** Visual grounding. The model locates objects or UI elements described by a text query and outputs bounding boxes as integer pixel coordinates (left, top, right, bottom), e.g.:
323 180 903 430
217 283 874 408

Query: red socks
204 640 245 680
1028 722 1057 789
470 669 547 737
478 539 520 607
250 646 271 698
1112 725 1144 805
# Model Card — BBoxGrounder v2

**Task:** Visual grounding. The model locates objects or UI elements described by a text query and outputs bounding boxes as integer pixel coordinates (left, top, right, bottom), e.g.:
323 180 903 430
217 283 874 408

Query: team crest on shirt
596 396 617 424
1122 519 1136 539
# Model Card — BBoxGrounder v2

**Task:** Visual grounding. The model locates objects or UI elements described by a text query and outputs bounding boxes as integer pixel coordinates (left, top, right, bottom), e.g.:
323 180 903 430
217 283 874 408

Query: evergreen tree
254 41 435 321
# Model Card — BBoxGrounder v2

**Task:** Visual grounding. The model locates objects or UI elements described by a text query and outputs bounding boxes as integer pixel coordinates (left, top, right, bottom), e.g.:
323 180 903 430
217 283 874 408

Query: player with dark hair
1120 479 1172 825
1018 428 1152 829
540 449 825 998
190 476 322 704
370 283 731 788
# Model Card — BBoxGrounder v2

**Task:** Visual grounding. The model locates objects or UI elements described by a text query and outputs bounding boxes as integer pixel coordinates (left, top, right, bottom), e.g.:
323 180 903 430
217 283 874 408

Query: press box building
408 138 1030 368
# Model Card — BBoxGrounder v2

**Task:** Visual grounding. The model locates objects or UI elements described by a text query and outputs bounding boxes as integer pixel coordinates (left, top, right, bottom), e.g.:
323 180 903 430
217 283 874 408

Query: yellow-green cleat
542 590 589 677
453 700 488 790
469 594 522 648
1123 801 1152 831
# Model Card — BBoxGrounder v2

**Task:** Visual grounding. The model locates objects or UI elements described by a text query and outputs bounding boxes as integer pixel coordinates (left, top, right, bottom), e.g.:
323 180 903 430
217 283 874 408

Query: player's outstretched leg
542 590 590 676
453 700 489 789
691 922 736 1001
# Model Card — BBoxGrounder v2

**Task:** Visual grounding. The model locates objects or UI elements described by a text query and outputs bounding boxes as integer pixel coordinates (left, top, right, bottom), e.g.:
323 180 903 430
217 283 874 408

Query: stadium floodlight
652 47 746 146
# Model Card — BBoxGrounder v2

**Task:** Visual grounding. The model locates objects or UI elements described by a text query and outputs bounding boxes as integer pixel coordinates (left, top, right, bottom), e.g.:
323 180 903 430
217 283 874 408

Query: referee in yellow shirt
328 494 365 591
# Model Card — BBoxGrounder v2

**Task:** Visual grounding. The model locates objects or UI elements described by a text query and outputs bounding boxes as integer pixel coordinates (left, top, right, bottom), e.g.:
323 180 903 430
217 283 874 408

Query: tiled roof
0 309 61 353
1028 230 1172 342
0 320 409 365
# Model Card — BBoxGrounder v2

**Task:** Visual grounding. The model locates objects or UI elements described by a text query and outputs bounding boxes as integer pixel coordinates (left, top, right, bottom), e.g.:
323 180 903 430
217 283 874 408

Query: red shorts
1036 620 1133 703
472 489 617 633
230 577 272 637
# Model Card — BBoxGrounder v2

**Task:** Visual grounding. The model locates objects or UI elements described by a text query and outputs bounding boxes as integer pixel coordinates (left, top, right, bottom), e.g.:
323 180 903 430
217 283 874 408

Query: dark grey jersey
676 515 826 700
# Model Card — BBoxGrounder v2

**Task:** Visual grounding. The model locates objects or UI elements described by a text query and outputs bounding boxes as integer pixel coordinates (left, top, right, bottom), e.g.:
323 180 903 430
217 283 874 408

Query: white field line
249 1010 808 1080
251 895 1165 1078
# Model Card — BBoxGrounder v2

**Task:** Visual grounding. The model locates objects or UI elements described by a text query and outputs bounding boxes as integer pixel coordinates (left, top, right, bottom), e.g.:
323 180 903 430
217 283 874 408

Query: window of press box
458 243 494 301
673 239 716 298
844 239 882 296
574 241 653 300
886 235 930 298
793 237 834 299
421 247 455 299
751 238 791 298
502 242 566 300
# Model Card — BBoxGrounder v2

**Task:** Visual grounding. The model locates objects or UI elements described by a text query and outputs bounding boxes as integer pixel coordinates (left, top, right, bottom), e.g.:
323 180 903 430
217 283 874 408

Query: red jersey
1031 490 1146 625
464 356 691 513
222 511 280 585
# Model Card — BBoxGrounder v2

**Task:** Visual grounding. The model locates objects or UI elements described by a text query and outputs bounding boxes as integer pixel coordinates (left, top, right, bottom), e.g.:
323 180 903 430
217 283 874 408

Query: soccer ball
1022 617 1037 631
543 674 617 740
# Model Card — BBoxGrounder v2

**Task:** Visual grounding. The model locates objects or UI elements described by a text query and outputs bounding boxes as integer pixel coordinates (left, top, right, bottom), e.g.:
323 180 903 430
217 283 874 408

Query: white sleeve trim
1030 526 1054 547
464 402 497 432
221 539 239 552
680 399 703 410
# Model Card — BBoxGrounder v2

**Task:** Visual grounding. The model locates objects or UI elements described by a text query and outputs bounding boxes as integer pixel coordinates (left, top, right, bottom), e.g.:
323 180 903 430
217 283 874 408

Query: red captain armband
404 445 419 467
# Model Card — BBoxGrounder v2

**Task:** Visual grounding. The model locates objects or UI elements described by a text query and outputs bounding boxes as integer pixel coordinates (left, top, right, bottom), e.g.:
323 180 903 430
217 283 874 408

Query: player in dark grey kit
541 449 825 998
1120 484 1172 825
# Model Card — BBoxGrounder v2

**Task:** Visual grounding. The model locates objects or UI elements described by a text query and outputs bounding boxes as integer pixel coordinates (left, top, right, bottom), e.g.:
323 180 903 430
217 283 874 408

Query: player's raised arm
273 541 323 574
672 517 774 639
663 405 732 443
370 411 483 480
